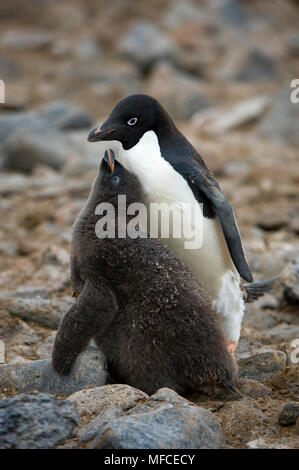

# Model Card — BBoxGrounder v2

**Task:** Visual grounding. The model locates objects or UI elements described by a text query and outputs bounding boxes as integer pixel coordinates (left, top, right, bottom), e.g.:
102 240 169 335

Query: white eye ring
127 117 137 126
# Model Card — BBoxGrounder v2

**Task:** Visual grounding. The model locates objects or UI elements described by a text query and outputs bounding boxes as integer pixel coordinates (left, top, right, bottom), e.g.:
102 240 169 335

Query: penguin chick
52 150 238 396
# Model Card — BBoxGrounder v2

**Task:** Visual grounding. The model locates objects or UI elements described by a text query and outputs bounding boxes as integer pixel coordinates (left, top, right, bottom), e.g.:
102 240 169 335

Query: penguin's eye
112 176 120 186
127 117 137 126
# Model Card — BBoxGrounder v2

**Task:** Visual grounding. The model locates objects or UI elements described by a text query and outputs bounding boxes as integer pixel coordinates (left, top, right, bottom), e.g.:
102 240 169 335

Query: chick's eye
127 117 137 126
112 176 120 185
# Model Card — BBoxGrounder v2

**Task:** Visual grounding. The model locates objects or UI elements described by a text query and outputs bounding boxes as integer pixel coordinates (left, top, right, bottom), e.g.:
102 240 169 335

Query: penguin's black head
88 94 174 150
98 149 142 204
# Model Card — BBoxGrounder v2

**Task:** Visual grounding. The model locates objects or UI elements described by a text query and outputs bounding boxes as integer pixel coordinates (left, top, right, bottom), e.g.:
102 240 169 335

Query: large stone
77 387 223 449
0 296 73 329
278 402 299 426
0 393 79 449
0 346 107 396
258 87 299 145
120 22 177 72
280 257 299 304
68 384 148 419
239 350 287 381
192 96 270 136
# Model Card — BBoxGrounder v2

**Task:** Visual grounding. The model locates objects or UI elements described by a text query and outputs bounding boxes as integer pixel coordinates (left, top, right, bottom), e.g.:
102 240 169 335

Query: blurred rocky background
0 0 298 449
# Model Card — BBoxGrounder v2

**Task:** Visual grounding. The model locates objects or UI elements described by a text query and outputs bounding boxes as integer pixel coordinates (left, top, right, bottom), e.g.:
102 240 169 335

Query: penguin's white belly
117 131 244 342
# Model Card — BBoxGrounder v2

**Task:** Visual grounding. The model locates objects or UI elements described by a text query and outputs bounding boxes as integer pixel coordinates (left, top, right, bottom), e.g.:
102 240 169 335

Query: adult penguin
88 94 276 356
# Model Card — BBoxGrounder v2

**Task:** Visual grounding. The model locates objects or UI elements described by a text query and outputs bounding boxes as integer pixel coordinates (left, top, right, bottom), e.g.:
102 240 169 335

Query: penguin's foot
227 341 237 357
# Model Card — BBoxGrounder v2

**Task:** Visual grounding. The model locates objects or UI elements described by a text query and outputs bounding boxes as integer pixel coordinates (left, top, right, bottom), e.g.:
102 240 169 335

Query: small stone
120 22 177 72
0 55 20 79
0 393 79 449
74 39 101 61
278 402 299 426
238 378 272 398
192 96 270 136
3 130 70 173
162 1 204 29
0 346 107 396
218 0 250 26
146 62 212 120
258 87 299 145
238 350 287 381
12 286 49 299
263 324 299 343
39 100 93 130
1 30 53 50
237 50 278 82
41 245 70 267
280 257 299 304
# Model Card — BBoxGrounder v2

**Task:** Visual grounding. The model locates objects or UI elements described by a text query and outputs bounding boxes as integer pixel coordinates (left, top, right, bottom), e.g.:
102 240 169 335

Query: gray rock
120 22 177 72
3 130 70 173
68 384 148 420
78 387 223 449
237 50 278 81
239 350 287 381
1 30 52 50
0 56 20 79
259 87 299 145
0 393 79 448
39 100 93 130
278 402 299 426
263 324 299 343
218 0 250 26
162 1 204 29
12 285 49 299
0 346 107 396
0 296 73 329
280 257 299 304
0 112 43 144
146 62 212 120
238 378 272 398
74 39 101 61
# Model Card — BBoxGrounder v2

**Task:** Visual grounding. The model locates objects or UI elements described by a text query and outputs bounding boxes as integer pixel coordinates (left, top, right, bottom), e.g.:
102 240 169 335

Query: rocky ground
0 0 298 449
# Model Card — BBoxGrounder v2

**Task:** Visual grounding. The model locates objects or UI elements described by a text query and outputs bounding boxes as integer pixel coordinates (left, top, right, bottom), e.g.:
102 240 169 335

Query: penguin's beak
103 149 115 173
88 126 116 142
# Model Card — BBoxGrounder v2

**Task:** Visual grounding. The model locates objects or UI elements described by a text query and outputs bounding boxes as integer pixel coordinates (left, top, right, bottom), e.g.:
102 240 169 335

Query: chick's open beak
103 149 115 173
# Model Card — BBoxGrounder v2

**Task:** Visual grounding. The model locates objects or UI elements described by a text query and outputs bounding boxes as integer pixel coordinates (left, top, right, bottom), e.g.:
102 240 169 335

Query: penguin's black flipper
244 277 279 303
52 279 118 375
186 170 253 283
